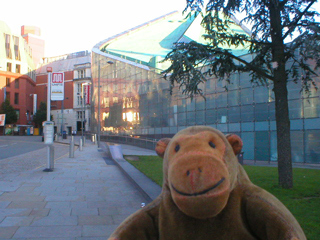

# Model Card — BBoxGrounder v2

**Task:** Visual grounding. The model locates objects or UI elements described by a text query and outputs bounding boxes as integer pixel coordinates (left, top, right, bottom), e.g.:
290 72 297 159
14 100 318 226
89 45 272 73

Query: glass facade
91 50 320 163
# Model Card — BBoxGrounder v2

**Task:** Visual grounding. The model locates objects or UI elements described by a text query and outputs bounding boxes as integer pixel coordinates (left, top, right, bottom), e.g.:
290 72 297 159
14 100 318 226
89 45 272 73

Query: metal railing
99 134 158 150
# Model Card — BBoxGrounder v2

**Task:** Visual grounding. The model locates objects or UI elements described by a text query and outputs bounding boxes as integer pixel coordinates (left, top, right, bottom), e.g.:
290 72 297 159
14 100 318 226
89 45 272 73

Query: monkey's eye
209 141 216 148
175 145 180 152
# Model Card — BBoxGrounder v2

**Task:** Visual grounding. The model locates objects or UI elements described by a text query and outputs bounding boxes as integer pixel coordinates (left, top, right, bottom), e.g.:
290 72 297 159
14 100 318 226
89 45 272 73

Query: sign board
43 121 54 145
51 72 64 101
0 114 5 126
85 84 91 105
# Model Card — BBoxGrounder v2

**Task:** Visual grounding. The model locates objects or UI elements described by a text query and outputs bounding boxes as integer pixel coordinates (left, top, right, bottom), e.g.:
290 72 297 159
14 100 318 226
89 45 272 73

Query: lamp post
97 59 113 148
81 83 91 145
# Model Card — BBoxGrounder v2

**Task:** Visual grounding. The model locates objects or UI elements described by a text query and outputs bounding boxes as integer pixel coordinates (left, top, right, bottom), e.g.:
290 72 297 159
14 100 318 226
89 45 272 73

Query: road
0 136 70 177
0 135 45 160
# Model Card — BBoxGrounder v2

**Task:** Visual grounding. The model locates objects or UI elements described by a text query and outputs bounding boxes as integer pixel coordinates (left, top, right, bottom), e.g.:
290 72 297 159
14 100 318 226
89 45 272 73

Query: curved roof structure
93 11 250 71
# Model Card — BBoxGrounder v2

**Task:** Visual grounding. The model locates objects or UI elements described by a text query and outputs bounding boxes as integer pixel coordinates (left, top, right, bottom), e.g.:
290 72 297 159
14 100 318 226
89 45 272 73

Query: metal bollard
69 136 74 158
79 138 83 151
91 134 95 143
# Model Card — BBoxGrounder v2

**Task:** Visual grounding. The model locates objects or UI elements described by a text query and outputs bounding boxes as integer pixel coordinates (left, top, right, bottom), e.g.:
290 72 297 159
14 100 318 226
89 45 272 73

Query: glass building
91 12 320 163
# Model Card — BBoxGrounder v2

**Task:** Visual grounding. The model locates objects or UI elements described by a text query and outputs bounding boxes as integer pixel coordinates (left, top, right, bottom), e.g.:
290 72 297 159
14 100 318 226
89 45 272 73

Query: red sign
85 84 91 105
52 73 64 83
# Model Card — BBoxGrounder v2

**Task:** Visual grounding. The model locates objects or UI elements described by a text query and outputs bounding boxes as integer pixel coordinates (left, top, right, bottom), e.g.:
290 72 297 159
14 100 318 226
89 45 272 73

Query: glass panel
178 112 186 126
287 80 301 100
239 72 253 88
254 86 269 103
196 110 205 125
241 105 254 122
228 90 239 106
216 92 227 108
240 88 253 105
206 94 216 109
255 131 270 161
305 130 320 163
186 98 195 111
288 99 302 119
217 108 228 123
291 131 304 163
241 132 254 160
269 102 276 121
206 109 217 124
195 96 205 110
303 97 320 118
270 131 277 161
228 73 239 90
228 106 240 123
255 103 269 121
187 111 196 125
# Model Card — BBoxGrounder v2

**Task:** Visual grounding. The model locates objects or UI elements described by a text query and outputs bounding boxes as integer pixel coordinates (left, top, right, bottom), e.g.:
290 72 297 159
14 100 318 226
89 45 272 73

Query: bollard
79 138 83 151
92 134 95 143
69 136 74 158
94 134 97 145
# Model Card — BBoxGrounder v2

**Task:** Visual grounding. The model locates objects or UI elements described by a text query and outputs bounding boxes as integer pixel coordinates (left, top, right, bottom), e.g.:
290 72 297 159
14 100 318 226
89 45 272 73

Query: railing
99 134 158 150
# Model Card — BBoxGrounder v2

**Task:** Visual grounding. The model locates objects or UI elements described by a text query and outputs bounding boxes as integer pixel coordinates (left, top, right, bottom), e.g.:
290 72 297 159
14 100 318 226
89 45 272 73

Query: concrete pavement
0 136 157 240
1 135 319 239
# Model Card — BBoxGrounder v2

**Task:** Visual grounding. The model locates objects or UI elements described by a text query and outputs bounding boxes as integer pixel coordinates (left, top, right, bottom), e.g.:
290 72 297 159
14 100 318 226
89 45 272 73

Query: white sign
51 72 64 101
0 114 5 126
43 121 54 145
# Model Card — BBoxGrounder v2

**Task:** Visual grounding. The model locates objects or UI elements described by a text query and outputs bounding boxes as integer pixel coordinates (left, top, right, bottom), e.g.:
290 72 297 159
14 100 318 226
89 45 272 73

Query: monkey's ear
155 138 171 158
226 134 243 156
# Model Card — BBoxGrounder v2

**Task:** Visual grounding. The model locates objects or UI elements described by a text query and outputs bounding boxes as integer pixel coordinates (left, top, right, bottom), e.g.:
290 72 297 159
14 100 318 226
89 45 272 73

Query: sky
2 0 319 58
1 0 188 57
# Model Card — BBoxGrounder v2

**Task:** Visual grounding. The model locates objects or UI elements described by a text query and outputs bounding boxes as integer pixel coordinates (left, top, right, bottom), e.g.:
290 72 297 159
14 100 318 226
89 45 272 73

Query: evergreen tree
163 0 320 188
0 99 17 124
33 102 47 128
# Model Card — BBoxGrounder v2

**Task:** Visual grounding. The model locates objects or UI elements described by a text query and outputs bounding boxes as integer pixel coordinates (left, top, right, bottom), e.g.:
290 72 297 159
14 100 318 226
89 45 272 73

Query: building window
4 34 12 59
14 93 19 104
6 78 10 87
15 79 19 88
7 62 12 72
14 36 21 61
15 64 20 74
77 111 85 120
6 92 10 101
78 69 85 78
15 109 20 120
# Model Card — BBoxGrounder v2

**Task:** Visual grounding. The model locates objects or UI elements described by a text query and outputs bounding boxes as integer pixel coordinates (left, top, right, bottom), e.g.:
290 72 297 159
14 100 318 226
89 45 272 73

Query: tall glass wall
92 51 320 163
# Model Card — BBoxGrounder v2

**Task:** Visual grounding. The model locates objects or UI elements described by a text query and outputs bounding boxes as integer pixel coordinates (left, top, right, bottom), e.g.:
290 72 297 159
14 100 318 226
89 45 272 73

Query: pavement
0 136 159 240
0 135 319 240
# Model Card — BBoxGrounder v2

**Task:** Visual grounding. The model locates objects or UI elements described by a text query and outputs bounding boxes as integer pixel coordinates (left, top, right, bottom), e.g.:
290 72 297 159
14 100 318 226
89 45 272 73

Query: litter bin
63 131 67 139
237 152 244 165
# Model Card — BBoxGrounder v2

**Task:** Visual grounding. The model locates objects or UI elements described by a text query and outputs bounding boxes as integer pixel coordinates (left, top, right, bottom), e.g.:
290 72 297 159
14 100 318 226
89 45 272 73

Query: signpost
43 67 55 172
51 72 64 101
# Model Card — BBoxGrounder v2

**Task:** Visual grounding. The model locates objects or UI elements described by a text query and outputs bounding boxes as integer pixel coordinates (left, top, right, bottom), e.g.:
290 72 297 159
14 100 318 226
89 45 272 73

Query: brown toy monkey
108 126 306 240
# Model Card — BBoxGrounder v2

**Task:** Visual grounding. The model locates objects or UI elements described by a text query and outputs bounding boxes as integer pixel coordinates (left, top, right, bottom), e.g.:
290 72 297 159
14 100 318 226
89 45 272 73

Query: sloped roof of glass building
97 11 250 70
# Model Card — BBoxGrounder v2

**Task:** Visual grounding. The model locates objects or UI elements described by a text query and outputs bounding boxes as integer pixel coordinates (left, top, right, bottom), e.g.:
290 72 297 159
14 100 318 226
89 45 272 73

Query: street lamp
97 59 113 148
81 83 90 144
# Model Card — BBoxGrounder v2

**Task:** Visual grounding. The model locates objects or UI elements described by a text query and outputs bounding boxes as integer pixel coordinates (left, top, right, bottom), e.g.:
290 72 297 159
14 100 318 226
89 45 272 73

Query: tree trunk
270 2 293 189
273 78 293 189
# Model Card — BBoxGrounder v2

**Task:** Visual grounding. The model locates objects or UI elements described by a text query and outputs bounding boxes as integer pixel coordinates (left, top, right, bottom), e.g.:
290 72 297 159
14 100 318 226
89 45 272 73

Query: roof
97 11 250 71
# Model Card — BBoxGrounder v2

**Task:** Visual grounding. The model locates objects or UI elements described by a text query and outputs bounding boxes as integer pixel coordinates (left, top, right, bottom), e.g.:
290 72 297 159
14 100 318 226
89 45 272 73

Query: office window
15 110 20 120
4 34 12 59
15 79 19 88
6 78 10 87
14 36 21 61
14 93 19 104
15 64 21 74
7 62 12 72
6 92 10 101
78 69 85 78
